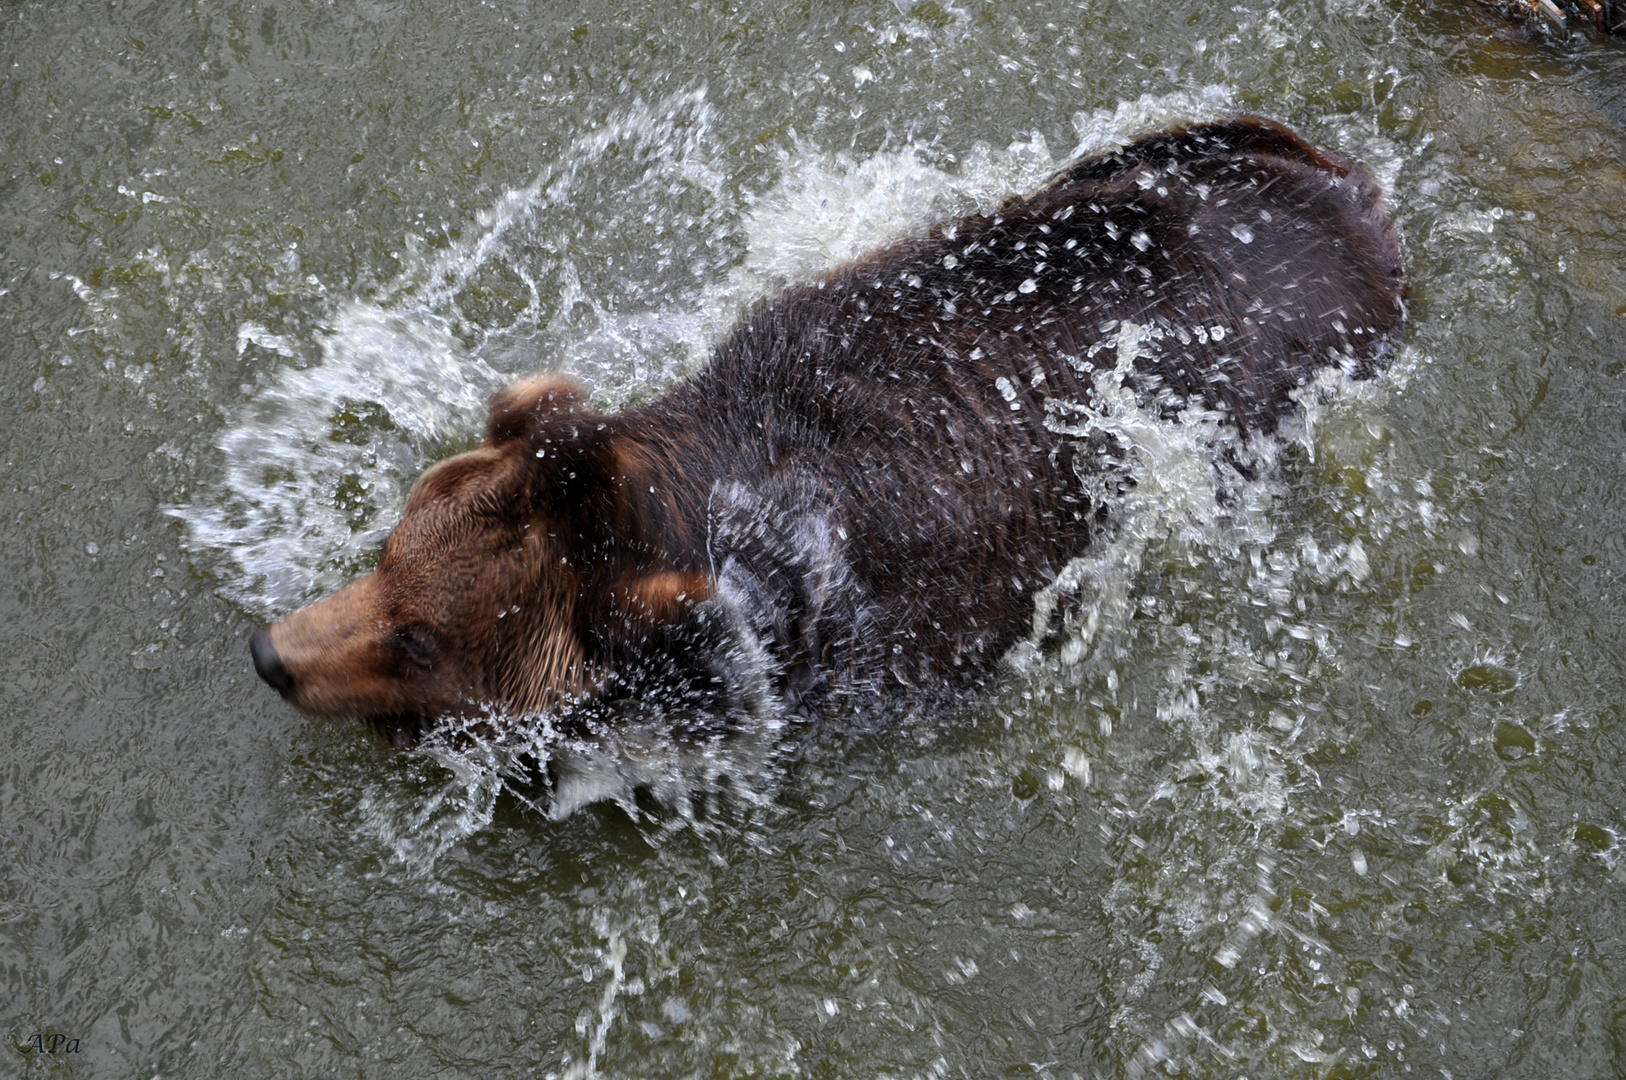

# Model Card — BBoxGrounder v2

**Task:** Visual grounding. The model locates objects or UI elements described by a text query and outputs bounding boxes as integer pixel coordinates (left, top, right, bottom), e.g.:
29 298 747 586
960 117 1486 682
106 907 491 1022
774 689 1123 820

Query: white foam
1011 317 1278 675
1067 86 1237 160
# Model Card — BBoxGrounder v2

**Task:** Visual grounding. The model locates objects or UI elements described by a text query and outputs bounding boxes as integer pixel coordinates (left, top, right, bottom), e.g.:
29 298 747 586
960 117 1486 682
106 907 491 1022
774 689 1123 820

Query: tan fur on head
253 369 698 739
610 570 712 628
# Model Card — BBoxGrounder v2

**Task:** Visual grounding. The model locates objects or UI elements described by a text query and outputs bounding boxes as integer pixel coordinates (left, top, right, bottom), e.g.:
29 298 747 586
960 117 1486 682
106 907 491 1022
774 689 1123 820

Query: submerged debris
1475 0 1626 39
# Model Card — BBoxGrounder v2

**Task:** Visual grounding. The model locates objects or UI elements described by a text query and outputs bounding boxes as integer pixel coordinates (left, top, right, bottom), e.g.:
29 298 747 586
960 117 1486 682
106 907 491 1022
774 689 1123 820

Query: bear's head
249 376 711 744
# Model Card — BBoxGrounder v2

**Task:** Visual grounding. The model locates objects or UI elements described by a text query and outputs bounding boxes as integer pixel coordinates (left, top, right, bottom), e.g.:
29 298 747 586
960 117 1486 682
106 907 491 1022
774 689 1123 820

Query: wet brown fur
254 118 1405 742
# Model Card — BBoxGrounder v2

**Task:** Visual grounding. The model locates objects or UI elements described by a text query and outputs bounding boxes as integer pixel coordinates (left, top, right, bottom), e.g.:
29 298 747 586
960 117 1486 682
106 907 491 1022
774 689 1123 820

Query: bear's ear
488 374 587 445
489 374 620 546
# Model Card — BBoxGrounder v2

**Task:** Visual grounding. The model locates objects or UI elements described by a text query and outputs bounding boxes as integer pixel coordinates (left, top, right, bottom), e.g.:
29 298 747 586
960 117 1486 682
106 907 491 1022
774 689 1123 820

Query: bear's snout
250 629 295 698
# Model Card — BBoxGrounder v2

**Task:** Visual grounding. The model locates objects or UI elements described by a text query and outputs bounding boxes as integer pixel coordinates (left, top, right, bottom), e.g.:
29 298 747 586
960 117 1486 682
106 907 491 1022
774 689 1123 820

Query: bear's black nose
250 630 296 697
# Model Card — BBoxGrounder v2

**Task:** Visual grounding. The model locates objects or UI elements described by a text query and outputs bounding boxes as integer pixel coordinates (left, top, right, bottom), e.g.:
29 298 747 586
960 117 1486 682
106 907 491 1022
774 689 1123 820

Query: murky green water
4 1 1626 1076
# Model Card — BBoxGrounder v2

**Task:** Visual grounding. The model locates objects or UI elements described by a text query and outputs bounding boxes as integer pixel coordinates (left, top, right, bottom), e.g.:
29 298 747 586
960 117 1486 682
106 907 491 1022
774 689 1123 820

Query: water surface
3 1 1626 1076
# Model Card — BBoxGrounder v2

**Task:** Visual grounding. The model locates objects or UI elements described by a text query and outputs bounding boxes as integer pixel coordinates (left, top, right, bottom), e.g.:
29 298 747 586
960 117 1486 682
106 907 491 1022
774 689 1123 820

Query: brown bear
250 118 1404 745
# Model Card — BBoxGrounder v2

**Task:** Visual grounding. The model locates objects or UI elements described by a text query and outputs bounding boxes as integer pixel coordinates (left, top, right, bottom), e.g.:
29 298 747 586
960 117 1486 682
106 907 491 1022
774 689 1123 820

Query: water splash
176 85 1247 620
179 86 1384 875
250 87 1443 1074
184 308 501 611
994 318 1411 1074
173 90 729 614
1068 86 1236 159
562 929 628 1080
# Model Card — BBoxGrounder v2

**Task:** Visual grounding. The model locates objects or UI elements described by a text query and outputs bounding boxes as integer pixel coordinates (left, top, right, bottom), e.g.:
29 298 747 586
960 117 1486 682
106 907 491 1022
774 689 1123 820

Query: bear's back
694 117 1402 452
644 119 1405 694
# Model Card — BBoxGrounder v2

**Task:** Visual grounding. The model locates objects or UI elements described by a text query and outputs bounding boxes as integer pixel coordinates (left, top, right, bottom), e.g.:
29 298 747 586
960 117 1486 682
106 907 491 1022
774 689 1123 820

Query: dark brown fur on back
252 118 1404 741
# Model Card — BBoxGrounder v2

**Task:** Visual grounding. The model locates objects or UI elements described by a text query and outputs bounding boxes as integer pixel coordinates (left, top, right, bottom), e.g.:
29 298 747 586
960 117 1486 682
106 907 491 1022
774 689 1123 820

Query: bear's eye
394 626 439 668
